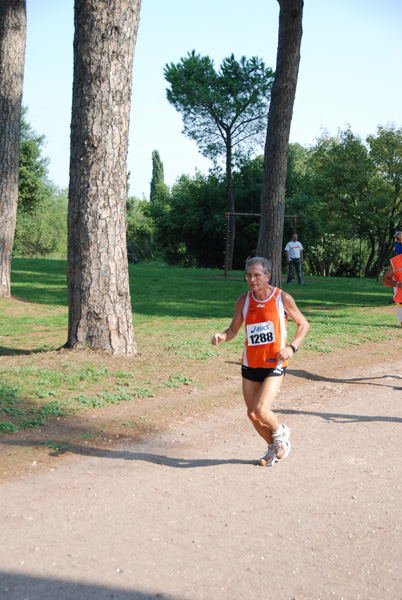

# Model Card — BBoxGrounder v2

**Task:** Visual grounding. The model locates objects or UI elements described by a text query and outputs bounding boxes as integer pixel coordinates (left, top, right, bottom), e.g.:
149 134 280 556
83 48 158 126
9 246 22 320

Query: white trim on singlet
275 289 286 370
242 293 250 365
242 291 250 321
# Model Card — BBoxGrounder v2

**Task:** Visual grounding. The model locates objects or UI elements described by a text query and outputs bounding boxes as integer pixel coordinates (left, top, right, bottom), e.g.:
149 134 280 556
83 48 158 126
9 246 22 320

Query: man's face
245 264 270 292
397 233 402 242
292 234 298 242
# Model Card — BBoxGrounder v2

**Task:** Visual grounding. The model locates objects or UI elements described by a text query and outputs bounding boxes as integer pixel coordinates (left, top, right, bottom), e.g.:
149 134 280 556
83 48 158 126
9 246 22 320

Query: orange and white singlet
242 287 288 370
391 254 402 303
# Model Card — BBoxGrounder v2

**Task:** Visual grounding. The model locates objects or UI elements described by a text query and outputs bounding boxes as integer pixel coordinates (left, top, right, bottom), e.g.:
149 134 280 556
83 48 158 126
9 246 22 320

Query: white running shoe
273 424 291 461
258 444 277 467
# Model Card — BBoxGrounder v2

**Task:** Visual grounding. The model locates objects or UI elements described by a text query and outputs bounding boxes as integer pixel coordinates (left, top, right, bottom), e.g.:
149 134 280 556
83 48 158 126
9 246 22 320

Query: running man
212 257 309 466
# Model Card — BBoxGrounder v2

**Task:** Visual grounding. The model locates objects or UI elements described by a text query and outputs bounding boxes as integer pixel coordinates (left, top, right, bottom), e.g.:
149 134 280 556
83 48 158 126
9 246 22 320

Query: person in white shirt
285 233 305 285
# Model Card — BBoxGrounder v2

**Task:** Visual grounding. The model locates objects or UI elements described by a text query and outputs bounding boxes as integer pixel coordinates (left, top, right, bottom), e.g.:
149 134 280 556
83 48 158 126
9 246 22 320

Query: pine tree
165 53 274 271
0 0 26 297
150 150 165 203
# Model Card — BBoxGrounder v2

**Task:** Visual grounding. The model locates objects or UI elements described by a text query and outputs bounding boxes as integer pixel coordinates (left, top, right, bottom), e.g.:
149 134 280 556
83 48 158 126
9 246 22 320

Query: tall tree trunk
257 0 303 287
66 0 141 355
225 135 235 271
364 234 376 278
0 0 26 298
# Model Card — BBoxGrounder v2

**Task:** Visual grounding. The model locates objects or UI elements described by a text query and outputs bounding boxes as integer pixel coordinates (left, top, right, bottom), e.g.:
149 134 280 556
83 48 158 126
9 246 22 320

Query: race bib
246 321 275 346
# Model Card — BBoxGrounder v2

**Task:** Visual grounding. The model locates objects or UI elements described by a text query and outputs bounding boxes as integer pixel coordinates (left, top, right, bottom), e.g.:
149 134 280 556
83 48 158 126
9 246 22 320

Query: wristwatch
289 344 298 353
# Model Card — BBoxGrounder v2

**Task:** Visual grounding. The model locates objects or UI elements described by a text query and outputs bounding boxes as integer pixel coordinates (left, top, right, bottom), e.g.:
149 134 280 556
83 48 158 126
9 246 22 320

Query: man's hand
211 332 226 345
277 346 295 361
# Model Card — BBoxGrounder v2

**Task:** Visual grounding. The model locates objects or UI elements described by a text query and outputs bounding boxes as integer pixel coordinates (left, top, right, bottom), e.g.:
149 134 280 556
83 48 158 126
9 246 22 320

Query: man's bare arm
382 266 396 288
277 292 310 360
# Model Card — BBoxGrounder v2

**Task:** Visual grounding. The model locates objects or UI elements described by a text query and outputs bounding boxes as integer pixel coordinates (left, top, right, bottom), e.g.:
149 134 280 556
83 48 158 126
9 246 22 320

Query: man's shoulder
235 292 248 307
280 289 296 307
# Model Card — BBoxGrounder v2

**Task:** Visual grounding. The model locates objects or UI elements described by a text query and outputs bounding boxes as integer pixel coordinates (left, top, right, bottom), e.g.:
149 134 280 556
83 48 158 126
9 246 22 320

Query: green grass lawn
7 257 399 347
0 258 399 434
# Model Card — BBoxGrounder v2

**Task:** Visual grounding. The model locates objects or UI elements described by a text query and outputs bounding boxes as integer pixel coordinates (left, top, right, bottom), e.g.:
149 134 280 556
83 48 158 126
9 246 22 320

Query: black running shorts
241 365 286 382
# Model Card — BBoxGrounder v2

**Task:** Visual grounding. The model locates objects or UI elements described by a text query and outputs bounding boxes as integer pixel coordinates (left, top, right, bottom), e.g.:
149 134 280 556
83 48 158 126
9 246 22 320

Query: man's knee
247 408 258 424
254 405 270 423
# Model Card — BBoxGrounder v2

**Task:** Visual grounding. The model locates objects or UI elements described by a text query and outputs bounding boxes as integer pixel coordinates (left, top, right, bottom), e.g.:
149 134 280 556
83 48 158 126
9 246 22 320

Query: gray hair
245 256 272 275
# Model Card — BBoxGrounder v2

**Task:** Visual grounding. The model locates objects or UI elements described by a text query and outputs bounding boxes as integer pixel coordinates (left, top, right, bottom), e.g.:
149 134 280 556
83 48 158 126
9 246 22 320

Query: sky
23 0 402 200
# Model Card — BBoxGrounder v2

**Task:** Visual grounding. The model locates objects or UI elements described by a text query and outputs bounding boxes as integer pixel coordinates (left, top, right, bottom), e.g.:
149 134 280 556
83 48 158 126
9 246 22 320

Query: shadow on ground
288 369 402 391
0 571 181 600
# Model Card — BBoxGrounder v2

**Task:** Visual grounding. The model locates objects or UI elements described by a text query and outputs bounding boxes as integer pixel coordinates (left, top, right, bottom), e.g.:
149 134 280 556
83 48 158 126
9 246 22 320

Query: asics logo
250 323 270 334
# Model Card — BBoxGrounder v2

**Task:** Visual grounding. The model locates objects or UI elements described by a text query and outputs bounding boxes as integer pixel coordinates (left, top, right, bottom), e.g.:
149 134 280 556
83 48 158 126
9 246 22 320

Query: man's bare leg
242 375 284 443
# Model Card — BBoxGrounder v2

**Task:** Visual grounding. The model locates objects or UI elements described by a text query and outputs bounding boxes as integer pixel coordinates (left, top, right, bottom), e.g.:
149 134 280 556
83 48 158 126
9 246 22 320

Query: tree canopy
18 106 52 214
284 124 402 277
13 108 67 258
164 51 274 270
164 51 274 162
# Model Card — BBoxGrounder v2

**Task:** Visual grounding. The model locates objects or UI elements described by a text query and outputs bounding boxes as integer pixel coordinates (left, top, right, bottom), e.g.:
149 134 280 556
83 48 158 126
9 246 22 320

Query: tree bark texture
67 0 141 355
0 0 26 298
257 0 303 287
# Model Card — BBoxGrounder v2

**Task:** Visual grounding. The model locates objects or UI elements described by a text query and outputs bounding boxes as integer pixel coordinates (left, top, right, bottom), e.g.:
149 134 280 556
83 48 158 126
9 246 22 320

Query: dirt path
1 346 402 600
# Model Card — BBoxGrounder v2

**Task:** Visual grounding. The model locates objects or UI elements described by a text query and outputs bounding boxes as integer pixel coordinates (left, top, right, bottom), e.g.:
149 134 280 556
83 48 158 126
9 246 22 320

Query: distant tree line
13 108 67 258
286 125 402 277
131 123 401 277
14 112 402 278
